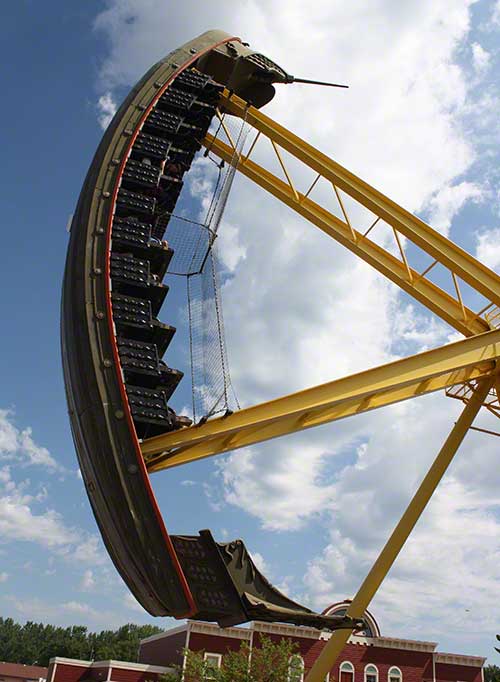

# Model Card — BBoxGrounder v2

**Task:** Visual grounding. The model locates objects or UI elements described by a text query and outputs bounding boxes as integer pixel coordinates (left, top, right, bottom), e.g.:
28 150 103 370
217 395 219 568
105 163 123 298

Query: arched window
340 661 355 682
388 667 402 682
288 654 305 682
365 664 379 682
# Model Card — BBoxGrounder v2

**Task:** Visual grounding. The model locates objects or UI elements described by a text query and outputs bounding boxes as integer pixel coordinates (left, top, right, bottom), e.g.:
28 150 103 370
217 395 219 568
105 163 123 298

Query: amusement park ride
61 31 500 681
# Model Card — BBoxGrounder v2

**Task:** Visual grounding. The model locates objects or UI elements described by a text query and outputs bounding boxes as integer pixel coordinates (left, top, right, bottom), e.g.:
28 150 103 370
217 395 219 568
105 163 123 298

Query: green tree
0 617 163 666
160 635 300 682
485 665 500 682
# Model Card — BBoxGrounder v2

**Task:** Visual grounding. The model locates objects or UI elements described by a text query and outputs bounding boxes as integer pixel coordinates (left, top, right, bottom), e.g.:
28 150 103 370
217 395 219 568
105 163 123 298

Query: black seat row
109 68 223 438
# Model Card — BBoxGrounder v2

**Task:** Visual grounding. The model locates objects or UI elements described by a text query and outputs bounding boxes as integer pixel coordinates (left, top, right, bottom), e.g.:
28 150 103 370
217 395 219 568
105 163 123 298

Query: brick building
0 663 47 682
46 658 173 682
137 601 485 681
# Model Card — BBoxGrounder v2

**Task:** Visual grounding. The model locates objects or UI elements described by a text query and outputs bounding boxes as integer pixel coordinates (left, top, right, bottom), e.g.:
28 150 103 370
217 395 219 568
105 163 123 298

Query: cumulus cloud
250 551 268 575
471 43 491 75
62 600 99 617
123 591 144 613
0 467 78 548
492 0 500 25
8 596 100 623
0 461 106 567
0 410 60 471
425 181 485 237
81 569 95 591
72 535 108 566
97 92 117 130
475 227 500 272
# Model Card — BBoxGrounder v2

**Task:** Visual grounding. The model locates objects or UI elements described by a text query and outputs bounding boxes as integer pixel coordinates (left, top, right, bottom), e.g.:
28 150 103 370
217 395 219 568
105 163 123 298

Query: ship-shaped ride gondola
61 29 365 631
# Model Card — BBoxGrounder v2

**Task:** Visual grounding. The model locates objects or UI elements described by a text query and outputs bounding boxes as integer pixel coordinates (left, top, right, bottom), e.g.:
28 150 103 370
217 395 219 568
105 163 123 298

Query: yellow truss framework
140 91 500 682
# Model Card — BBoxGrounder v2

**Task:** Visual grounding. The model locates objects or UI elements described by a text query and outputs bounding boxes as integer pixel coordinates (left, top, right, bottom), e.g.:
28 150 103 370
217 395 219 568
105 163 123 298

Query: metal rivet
96 227 105 235
115 410 124 419
189 48 197 54
124 129 133 136
128 464 138 474
137 104 146 111
171 62 179 69
102 191 110 198
96 312 105 319
93 267 102 275
154 80 163 87
103 359 112 367
111 158 120 165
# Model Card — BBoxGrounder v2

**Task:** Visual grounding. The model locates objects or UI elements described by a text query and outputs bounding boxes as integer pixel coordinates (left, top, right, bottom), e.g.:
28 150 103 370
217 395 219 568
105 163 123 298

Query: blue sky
1 0 500 665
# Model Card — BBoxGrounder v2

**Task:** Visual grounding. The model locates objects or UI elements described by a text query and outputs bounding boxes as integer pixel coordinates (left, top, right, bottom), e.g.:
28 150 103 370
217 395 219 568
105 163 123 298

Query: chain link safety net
163 113 247 422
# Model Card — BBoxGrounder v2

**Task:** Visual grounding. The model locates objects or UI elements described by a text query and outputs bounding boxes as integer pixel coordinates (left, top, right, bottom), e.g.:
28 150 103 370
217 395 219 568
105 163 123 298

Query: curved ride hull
62 30 235 618
62 29 367 633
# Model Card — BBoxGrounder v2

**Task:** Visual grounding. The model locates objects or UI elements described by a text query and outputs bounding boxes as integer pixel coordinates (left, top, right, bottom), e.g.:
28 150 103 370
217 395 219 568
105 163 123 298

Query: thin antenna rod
290 77 349 88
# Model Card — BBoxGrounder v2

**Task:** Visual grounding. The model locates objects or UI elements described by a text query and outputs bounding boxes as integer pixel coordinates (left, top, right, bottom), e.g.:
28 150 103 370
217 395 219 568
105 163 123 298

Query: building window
288 654 305 682
365 664 378 682
204 652 222 676
340 661 355 682
388 666 402 682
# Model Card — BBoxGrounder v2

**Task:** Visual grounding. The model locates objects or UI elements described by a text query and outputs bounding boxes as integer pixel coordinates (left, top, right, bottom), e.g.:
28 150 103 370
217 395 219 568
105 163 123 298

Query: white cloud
0 464 106 566
123 591 144 613
81 569 95 591
62 600 99 617
0 410 60 471
97 92 117 130
492 0 500 25
73 535 107 566
0 468 78 548
8 596 100 623
475 227 500 272
250 551 268 574
471 42 491 75
0 571 8 583
425 181 485 237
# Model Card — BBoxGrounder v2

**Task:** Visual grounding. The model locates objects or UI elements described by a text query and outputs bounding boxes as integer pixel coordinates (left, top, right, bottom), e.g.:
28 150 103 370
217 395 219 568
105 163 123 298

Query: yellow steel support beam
219 92 500 310
205 134 488 338
142 328 500 471
305 376 494 682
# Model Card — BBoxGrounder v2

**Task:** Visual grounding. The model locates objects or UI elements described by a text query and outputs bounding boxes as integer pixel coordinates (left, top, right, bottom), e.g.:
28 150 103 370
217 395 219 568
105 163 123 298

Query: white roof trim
48 659 91 667
47 659 173 673
318 633 437 652
372 636 437 653
435 653 486 667
189 621 252 640
107 661 173 673
252 621 321 640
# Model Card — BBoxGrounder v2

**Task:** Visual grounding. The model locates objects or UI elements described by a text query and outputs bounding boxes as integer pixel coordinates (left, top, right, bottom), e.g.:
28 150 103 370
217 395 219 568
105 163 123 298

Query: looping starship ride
62 30 500 682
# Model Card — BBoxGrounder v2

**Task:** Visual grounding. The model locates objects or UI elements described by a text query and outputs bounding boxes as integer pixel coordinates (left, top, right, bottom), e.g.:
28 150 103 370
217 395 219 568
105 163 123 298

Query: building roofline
139 624 188 644
48 658 173 673
435 653 486 667
49 658 92 667
189 621 252 640
139 620 482 664
0 662 48 677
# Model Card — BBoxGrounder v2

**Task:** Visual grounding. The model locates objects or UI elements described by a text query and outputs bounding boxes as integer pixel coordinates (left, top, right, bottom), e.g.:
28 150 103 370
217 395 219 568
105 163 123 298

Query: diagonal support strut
142 329 500 471
305 375 495 682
